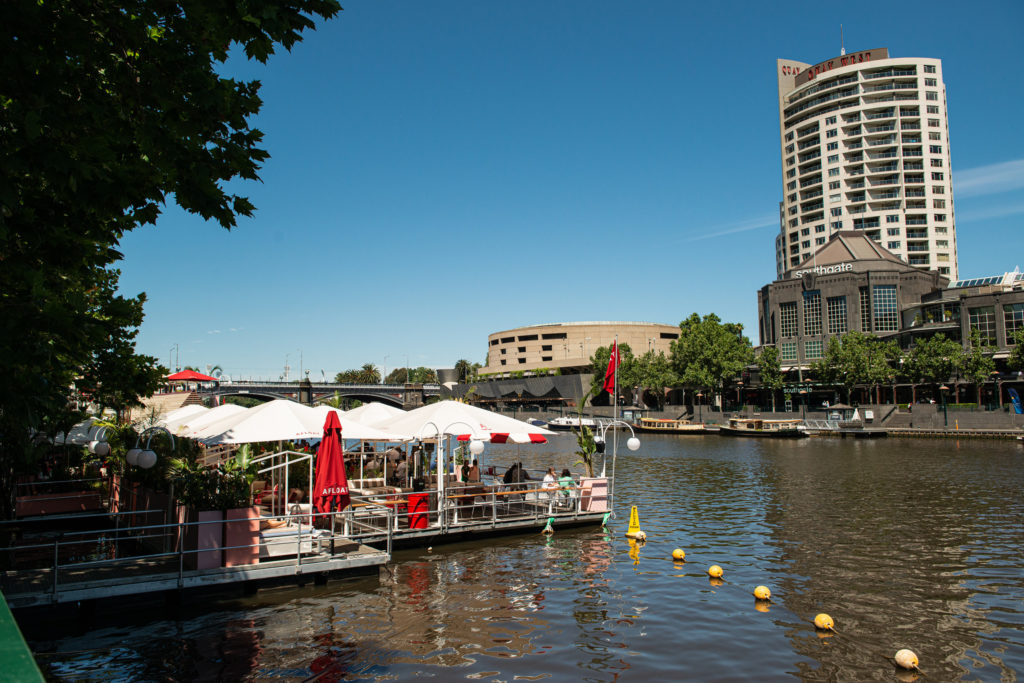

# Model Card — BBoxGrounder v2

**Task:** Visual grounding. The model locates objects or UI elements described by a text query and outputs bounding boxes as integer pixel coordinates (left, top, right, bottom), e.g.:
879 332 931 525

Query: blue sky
117 0 1024 380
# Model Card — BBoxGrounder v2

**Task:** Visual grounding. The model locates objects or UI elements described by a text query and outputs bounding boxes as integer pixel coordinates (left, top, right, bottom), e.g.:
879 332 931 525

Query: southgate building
775 48 957 281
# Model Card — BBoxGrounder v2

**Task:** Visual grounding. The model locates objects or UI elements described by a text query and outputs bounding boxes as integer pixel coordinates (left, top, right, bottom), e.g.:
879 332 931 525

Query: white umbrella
341 401 405 427
159 404 208 427
53 418 101 446
377 400 554 443
169 404 248 437
310 406 408 442
196 400 403 445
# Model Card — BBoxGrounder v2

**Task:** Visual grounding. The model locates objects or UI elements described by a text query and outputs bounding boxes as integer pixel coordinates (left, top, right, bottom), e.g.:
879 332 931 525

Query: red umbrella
167 369 218 382
313 411 350 513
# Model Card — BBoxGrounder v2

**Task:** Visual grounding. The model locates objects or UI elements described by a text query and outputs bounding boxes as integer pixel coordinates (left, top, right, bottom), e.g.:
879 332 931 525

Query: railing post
491 492 497 526
295 514 301 570
178 516 185 588
52 535 60 600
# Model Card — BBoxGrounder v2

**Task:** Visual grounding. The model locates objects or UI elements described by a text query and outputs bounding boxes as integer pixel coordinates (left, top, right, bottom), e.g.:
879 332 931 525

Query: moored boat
632 417 709 434
718 416 807 438
546 416 600 431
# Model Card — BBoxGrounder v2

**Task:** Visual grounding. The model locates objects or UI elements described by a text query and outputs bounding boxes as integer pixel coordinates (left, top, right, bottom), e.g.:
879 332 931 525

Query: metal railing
0 508 391 601
345 475 613 536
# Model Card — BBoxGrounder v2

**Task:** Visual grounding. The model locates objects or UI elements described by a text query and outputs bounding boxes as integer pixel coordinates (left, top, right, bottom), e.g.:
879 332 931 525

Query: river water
29 435 1024 681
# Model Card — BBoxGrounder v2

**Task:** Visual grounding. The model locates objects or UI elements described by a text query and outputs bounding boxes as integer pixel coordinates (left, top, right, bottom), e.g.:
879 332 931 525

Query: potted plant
171 445 258 569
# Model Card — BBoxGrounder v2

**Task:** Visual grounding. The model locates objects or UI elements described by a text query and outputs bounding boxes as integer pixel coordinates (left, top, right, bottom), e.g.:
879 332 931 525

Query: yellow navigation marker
671 548 686 562
625 506 645 539
813 613 835 630
707 565 723 578
753 585 771 600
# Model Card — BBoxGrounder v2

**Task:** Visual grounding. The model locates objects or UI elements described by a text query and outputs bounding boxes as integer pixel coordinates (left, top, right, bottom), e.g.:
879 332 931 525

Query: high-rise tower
775 48 958 280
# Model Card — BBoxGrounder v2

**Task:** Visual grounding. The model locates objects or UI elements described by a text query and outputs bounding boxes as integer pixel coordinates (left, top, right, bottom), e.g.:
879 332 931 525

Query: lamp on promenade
592 420 641 478
939 385 949 427
736 381 744 410
127 426 176 470
799 388 807 419
991 371 1002 409
696 392 704 422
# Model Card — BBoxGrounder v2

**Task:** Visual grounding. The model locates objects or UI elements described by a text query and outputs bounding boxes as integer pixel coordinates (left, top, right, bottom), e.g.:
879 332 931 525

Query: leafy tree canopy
1008 330 1024 373
756 346 783 411
960 328 995 388
811 331 898 403
903 333 962 387
669 313 753 391
0 0 340 518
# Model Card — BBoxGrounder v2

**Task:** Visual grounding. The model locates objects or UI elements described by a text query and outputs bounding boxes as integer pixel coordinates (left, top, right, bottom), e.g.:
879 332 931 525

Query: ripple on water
30 435 1024 681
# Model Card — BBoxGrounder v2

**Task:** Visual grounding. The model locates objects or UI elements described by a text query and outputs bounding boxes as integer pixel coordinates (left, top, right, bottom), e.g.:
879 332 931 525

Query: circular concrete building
480 321 679 377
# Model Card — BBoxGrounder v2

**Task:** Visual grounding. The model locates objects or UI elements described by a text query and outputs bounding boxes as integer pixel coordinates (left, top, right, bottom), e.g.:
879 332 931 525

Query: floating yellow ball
813 613 834 630
894 649 919 670
753 585 771 600
671 548 686 561
707 565 723 578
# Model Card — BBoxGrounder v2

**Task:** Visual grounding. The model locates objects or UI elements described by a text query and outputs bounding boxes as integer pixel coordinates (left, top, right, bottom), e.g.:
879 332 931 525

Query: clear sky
117 0 1024 381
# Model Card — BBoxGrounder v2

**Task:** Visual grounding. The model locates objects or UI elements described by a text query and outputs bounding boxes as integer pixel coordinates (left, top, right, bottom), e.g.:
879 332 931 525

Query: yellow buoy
671 548 686 562
707 565 723 578
753 585 771 600
894 649 919 670
813 613 834 630
625 506 644 538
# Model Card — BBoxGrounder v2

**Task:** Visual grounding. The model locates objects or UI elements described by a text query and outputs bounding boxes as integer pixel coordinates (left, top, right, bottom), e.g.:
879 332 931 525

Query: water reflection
30 435 1024 681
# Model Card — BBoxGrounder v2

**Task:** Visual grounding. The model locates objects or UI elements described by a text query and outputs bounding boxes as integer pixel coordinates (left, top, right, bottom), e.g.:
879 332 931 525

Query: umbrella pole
437 435 444 521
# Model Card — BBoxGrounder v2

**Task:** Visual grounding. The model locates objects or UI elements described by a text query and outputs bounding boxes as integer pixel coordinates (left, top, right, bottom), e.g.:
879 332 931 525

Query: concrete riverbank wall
494 404 1024 436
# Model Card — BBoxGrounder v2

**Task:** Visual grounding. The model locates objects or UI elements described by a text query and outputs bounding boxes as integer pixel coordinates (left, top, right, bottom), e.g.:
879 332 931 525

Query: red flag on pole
603 342 619 394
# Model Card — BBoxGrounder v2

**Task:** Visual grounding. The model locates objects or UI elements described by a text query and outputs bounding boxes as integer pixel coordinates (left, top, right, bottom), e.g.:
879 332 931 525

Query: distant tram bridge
202 381 441 409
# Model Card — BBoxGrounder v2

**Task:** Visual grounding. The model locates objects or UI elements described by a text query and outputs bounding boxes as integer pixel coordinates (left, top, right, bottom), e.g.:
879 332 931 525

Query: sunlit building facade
775 48 958 281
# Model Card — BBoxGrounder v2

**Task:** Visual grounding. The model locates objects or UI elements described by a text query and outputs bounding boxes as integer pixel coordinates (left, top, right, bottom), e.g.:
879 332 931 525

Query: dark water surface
30 435 1024 681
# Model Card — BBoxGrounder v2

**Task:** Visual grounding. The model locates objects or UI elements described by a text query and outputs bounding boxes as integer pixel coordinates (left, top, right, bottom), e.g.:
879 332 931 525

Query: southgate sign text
792 262 854 279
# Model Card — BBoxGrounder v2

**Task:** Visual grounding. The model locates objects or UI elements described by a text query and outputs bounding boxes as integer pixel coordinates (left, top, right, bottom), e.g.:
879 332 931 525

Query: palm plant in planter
170 445 259 568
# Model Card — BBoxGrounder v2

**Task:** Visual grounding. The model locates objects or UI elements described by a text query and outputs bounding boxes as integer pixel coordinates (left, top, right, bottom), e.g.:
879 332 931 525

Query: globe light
137 450 158 469
92 441 111 457
126 448 142 466
626 437 641 451
469 439 485 456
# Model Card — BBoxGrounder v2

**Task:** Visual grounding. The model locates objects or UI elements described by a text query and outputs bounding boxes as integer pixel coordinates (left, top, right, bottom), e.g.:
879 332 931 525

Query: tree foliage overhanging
0 0 341 518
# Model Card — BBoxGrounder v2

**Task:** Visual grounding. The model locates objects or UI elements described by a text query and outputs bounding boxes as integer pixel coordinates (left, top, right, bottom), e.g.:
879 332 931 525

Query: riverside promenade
503 403 1024 439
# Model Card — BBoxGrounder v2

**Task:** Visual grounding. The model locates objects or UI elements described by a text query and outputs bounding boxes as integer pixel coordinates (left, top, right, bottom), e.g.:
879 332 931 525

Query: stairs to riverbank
129 392 202 422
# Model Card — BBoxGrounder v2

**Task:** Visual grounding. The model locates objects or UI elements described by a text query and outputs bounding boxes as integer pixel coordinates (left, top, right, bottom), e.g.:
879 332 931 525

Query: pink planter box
579 478 609 512
224 507 260 567
196 510 223 570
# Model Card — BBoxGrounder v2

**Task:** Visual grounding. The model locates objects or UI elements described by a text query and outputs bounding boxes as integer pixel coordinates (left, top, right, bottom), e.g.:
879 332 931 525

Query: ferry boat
717 416 807 438
546 416 600 431
632 417 709 435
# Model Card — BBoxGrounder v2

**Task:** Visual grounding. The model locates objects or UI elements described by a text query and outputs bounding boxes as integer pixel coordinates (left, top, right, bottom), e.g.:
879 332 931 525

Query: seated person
394 456 408 486
541 467 558 499
558 469 576 502
466 460 481 483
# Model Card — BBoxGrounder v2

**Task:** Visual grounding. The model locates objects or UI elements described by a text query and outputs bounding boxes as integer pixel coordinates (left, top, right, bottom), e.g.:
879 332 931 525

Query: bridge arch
311 392 404 408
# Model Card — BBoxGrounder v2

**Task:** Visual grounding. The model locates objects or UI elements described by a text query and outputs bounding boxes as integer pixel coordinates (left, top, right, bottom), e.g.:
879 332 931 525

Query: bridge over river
200 380 442 409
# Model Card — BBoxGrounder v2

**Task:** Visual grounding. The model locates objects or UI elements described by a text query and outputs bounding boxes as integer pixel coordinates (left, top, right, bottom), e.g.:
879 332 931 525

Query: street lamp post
736 381 744 410
940 384 949 427
696 392 704 422
991 371 1002 409
799 389 807 419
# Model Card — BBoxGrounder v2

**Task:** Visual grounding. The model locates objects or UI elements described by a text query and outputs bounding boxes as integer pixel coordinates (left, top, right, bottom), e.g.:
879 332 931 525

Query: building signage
792 262 854 279
781 48 889 84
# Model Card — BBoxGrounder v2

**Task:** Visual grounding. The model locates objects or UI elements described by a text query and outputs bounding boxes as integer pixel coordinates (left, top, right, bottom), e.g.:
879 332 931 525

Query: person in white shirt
542 467 558 500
